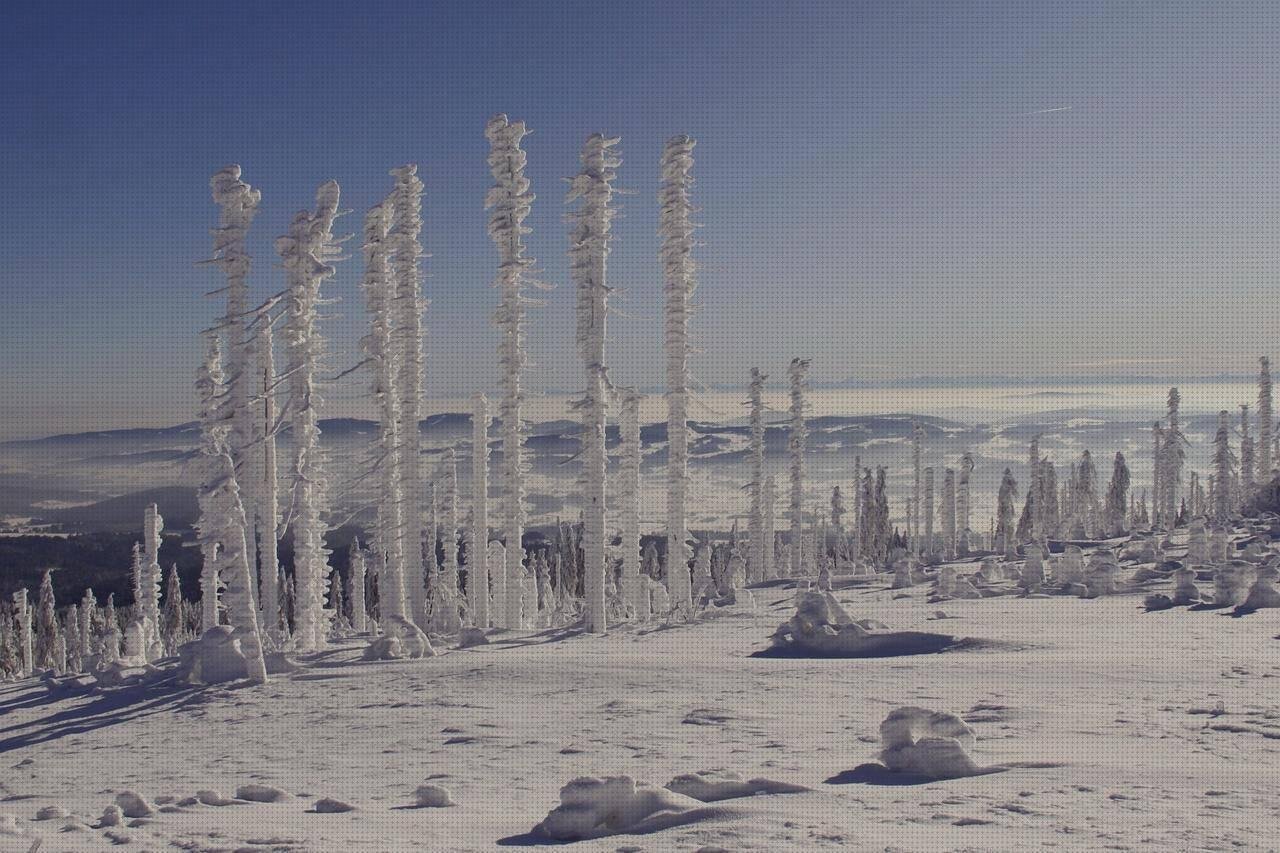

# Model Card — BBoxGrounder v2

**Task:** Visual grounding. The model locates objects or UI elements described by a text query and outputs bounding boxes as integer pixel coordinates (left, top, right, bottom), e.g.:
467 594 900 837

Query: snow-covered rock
878 706 983 780
312 797 355 813
1239 562 1280 611
1214 562 1254 607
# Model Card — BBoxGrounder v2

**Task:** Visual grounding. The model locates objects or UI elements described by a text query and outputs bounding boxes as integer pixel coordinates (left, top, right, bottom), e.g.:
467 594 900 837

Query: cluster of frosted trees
176 120 743 657
0 505 202 681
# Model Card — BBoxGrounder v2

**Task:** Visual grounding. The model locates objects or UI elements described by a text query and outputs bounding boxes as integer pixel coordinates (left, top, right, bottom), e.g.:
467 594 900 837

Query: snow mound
536 775 722 841
878 706 983 780
196 789 237 806
0 815 18 836
312 797 356 813
413 784 455 807
767 590 959 657
178 626 251 684
98 805 123 827
115 791 156 818
34 805 69 820
1238 563 1280 612
235 784 289 803
363 616 437 660
665 769 809 802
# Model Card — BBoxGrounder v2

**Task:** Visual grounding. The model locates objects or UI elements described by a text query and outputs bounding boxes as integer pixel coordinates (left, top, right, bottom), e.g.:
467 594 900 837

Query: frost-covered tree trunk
910 422 923 553
195 338 226 632
748 368 767 583
1150 422 1164 529
568 133 621 634
1213 410 1235 526
349 542 368 634
660 134 697 611
486 115 535 632
618 391 645 618
193 334 268 682
1025 435 1042 543
941 468 957 560
957 453 973 552
762 475 777 580
361 201 409 625
162 565 183 653
471 394 491 629
389 165 427 628
1162 388 1184 527
1259 357 1273 482
788 358 809 576
922 468 934 558
253 315 282 641
277 180 342 652
432 448 462 633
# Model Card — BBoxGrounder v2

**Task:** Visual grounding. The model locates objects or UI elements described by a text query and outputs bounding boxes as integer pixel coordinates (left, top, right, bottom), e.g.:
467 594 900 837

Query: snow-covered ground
2 553 1277 851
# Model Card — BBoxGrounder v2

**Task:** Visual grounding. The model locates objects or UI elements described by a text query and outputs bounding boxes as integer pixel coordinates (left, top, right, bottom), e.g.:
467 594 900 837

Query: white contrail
1024 106 1072 116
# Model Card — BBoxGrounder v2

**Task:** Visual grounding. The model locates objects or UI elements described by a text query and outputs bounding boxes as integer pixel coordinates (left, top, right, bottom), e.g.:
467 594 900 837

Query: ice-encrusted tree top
568 133 621 376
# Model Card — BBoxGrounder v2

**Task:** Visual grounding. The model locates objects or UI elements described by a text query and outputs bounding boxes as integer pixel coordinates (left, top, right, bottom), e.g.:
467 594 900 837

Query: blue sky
2 1 1279 437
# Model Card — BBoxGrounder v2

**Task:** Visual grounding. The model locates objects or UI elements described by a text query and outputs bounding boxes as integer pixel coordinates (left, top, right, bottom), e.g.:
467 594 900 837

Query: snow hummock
535 775 721 841
767 589 959 657
665 769 809 802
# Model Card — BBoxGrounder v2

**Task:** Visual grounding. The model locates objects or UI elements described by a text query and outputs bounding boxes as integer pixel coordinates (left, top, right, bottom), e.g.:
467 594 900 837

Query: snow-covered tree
1259 357 1273 481
568 133 621 633
618 390 645 618
660 134 697 611
830 485 846 572
957 453 974 553
995 469 1018 559
788 358 809 575
349 541 368 634
33 571 59 672
162 565 183 652
941 468 957 560
1161 388 1185 526
762 475 777 580
470 394 491 629
1103 452 1130 536
360 200 409 626
277 180 342 652
389 165 428 628
1240 403 1255 494
486 115 536 632
1213 410 1236 526
747 368 767 583
12 589 32 676
435 447 461 632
